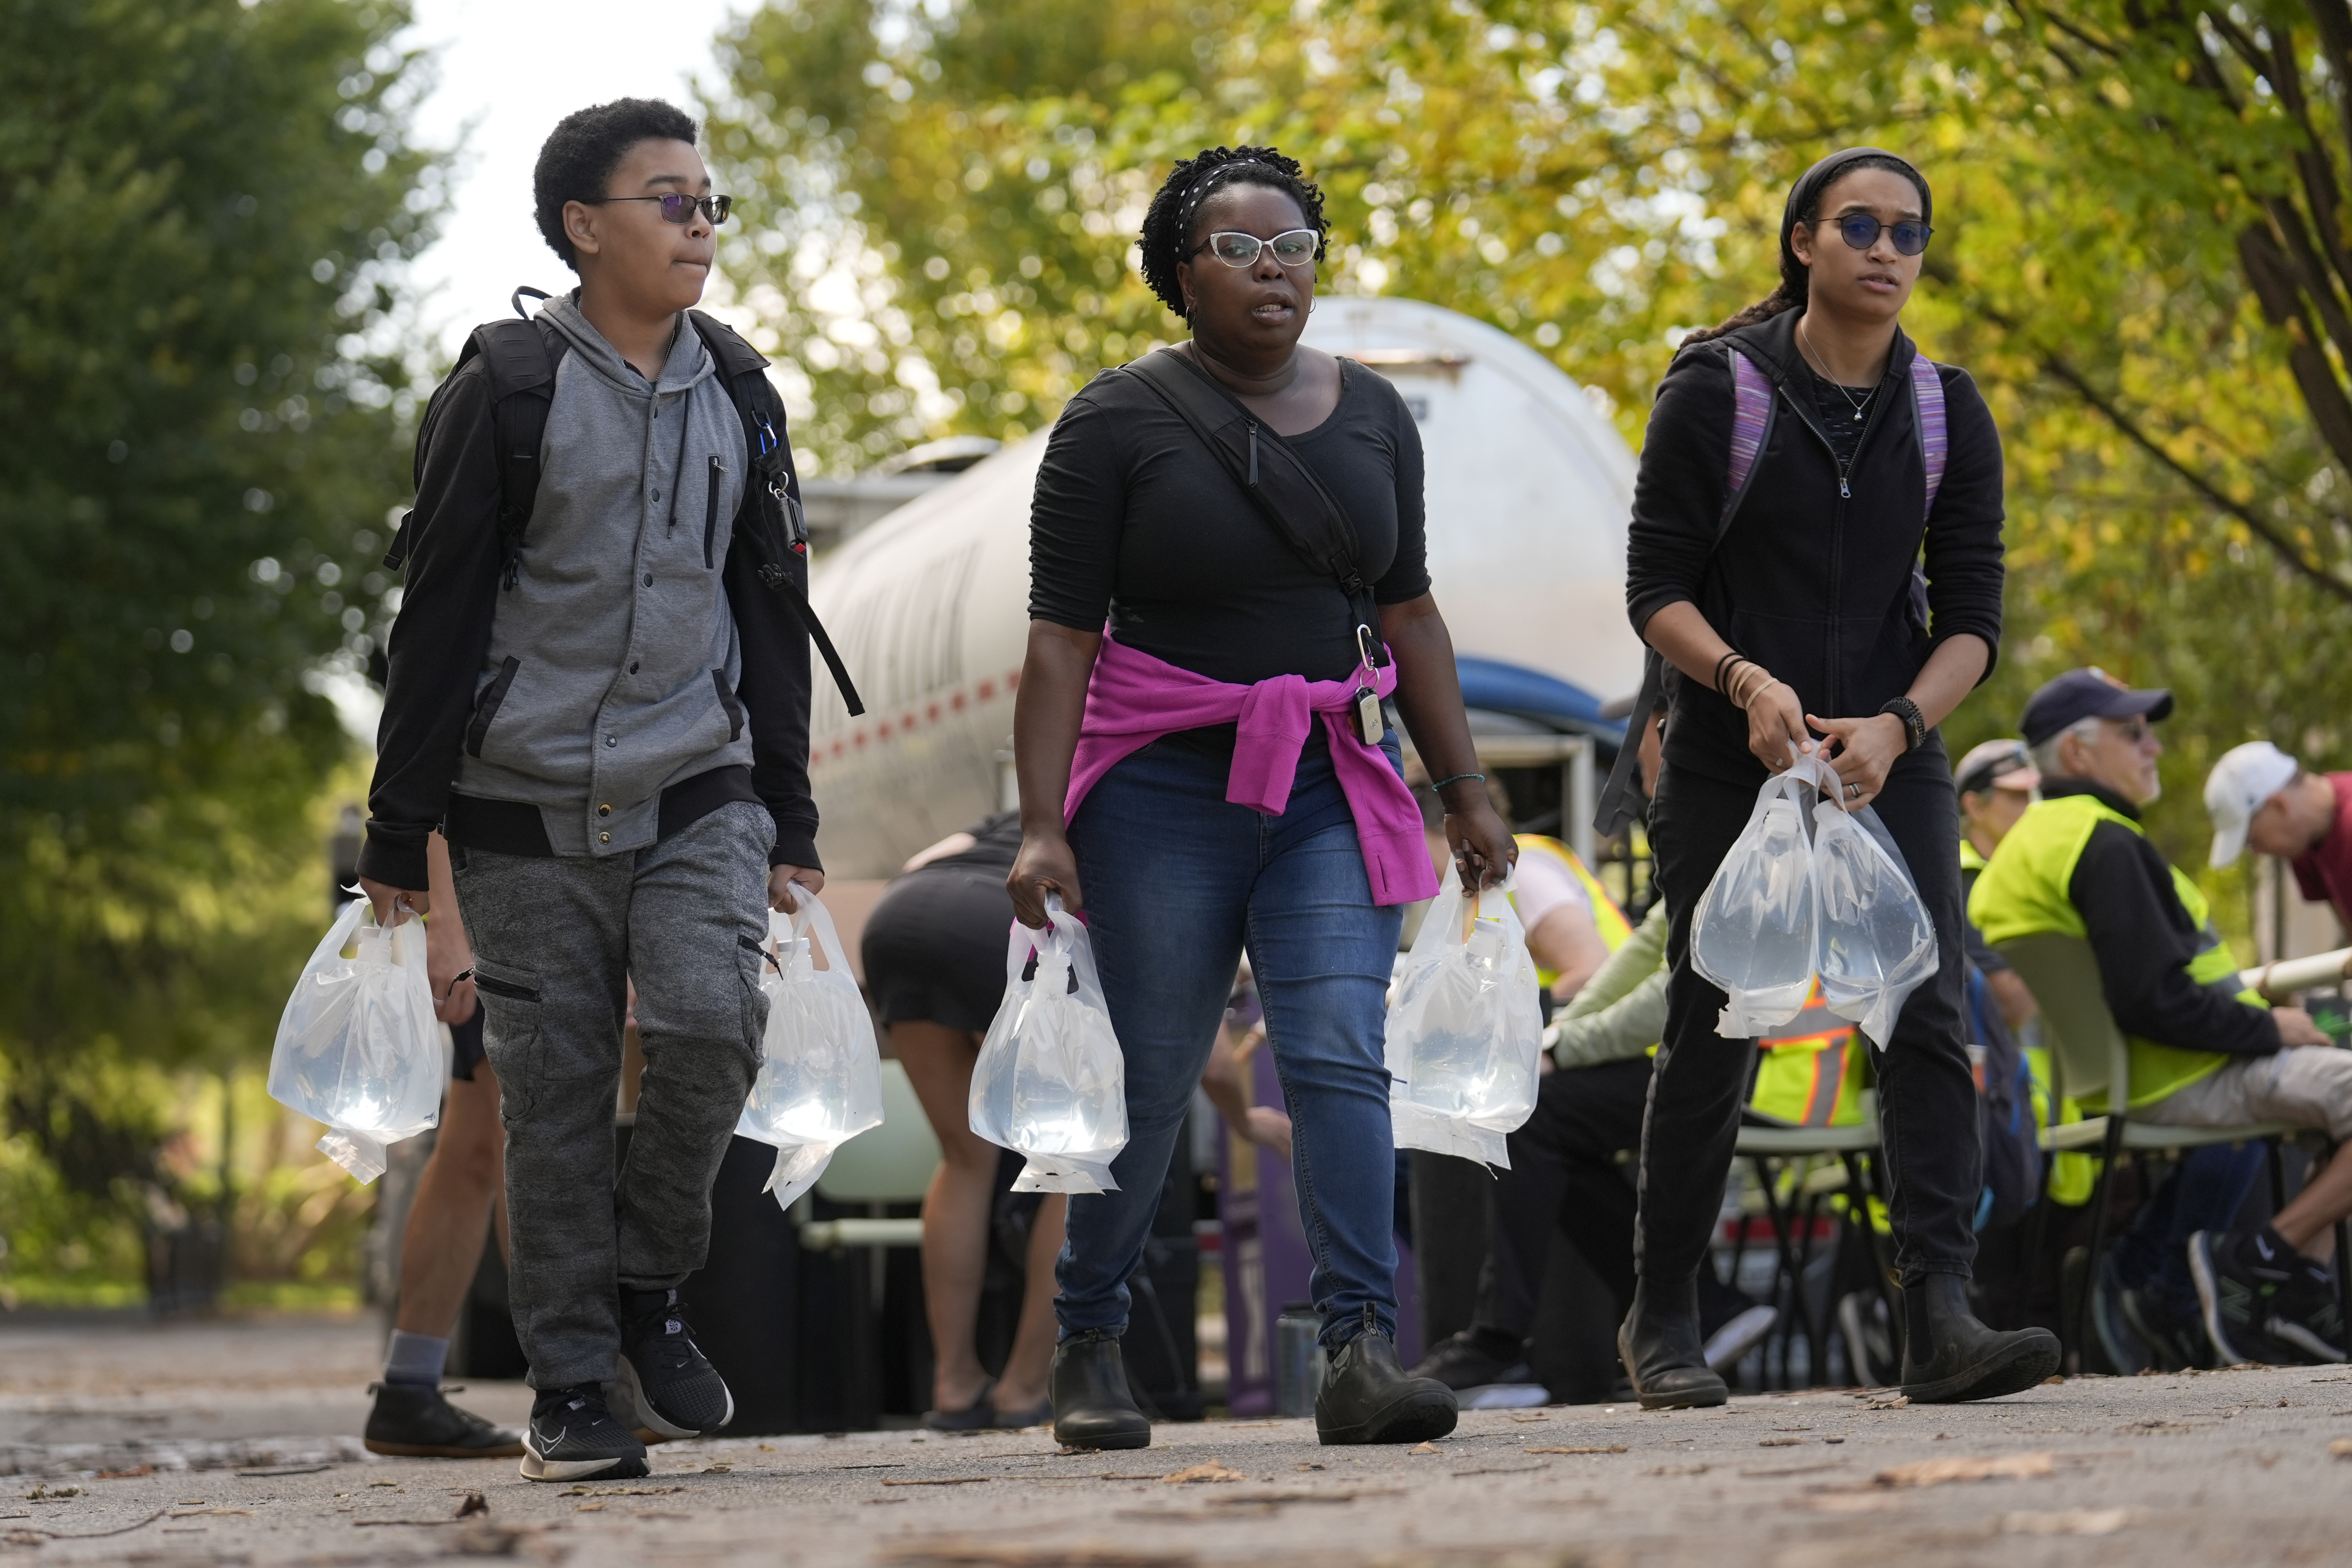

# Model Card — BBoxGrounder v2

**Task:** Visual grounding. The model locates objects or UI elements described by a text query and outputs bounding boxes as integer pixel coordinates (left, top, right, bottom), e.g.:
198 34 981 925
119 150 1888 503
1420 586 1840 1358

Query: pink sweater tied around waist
1064 633 1440 907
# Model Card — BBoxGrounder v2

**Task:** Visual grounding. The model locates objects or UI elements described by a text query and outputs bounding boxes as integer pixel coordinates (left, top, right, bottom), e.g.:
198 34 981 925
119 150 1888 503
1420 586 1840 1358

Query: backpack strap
1596 343 1781 837
1722 345 1777 528
1910 355 1947 519
687 310 865 716
382 314 564 588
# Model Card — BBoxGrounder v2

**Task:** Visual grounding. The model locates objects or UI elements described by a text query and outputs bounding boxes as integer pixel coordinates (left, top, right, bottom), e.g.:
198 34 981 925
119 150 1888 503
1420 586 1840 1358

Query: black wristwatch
1878 696 1927 754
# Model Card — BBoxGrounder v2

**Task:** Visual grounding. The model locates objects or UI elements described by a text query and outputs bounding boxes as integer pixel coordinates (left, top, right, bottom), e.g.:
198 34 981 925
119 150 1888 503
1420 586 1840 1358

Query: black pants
1473 1057 1654 1337
1642 743 1980 1287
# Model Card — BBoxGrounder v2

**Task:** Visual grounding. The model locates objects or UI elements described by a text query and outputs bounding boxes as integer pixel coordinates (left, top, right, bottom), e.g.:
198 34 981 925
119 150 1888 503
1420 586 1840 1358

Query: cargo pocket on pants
469 956 545 1118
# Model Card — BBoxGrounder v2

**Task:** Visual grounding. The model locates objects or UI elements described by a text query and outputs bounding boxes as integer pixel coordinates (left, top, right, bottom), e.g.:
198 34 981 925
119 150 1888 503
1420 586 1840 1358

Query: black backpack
385 288 863 715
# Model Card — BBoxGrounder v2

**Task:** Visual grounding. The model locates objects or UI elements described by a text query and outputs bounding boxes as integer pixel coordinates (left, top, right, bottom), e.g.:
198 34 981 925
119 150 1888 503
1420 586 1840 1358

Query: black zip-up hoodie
1625 308 2007 783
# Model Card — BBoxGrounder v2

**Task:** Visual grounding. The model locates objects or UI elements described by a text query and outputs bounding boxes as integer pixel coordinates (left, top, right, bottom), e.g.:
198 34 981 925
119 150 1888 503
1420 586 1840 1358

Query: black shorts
860 865 1016 1034
450 1007 486 1081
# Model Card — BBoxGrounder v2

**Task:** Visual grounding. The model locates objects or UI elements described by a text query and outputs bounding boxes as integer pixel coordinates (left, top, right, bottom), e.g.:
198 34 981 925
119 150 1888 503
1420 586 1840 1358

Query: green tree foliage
0 0 442 1231
709 0 2351 900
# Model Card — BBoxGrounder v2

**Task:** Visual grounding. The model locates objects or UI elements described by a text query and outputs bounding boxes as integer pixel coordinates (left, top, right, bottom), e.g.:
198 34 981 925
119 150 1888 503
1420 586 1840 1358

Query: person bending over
1010 145 1512 1450
359 99 822 1481
1973 670 2346 1366
2207 740 2352 937
1619 147 2058 1408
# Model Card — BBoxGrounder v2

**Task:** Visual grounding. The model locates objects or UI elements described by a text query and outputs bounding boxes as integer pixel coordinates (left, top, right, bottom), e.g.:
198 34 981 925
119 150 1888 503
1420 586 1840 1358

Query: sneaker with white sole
520 1385 648 1482
2189 1229 2345 1366
618 1286 736 1439
1703 1303 1778 1372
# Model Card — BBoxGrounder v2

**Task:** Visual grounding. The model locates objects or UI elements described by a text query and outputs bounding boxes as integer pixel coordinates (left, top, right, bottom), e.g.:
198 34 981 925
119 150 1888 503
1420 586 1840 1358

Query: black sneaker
520 1385 648 1482
1406 1328 1530 1392
2120 1283 2211 1372
363 1381 525 1458
618 1286 735 1440
1837 1291 1900 1388
2089 1253 2150 1376
2189 1229 2344 1366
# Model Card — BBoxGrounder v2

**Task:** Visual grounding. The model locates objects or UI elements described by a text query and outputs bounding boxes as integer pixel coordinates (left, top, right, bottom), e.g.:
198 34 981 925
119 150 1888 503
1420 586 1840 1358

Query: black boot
1897 1272 2060 1403
1616 1276 1728 1409
1316 1306 1458 1445
1049 1328 1150 1450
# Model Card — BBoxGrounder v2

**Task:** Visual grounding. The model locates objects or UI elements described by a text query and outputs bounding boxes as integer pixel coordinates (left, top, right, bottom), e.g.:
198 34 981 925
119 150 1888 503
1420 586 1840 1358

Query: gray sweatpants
451 801 773 1390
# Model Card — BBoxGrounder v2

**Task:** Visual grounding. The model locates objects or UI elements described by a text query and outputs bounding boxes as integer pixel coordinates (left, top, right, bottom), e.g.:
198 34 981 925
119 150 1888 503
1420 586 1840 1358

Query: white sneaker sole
518 1448 646 1482
619 1353 734 1441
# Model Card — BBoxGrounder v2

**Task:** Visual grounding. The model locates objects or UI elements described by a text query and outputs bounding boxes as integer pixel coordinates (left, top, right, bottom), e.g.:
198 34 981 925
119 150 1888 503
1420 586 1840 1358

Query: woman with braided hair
1618 148 2057 1406
1010 145 1511 1448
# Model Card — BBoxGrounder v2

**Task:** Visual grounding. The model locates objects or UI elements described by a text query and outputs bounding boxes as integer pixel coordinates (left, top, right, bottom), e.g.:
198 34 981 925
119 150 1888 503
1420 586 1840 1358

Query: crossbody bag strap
1121 350 1387 666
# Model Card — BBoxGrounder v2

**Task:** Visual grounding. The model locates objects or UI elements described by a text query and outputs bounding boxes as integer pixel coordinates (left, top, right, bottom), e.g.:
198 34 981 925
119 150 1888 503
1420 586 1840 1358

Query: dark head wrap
1777 147 1932 306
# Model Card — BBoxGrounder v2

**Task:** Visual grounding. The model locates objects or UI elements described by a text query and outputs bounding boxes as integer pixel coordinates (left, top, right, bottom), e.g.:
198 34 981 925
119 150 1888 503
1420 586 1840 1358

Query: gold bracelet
1739 674 1781 712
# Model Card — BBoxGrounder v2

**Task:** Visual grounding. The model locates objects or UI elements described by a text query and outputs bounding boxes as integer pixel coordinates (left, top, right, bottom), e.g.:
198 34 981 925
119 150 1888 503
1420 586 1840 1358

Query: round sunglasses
580 193 733 227
1190 228 1320 268
1818 212 1932 256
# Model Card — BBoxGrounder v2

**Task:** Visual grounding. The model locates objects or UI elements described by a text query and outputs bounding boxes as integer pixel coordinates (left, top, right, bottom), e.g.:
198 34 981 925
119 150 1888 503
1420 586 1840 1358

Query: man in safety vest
1409 706 1776 1395
1971 668 2349 1366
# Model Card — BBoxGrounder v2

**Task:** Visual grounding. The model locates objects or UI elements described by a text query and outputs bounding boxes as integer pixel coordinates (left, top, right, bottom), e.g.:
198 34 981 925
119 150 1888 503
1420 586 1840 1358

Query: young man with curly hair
359 98 821 1481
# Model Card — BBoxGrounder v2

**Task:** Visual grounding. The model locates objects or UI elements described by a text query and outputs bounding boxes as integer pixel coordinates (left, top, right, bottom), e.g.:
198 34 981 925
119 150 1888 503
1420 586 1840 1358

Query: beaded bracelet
1431 772 1487 793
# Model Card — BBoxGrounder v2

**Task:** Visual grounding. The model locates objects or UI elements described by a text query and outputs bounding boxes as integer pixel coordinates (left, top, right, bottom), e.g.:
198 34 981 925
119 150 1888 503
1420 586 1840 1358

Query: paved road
5 1312 2351 1565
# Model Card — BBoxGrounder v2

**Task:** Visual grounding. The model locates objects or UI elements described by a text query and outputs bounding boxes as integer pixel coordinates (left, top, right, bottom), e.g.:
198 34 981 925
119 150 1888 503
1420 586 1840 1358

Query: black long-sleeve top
1624 309 2008 782
1028 356 1431 686
2048 780 2281 1058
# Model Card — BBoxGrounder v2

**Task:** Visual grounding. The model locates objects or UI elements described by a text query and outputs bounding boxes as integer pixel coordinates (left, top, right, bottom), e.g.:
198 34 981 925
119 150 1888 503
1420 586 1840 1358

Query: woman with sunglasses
1618 148 2059 1405
1011 145 1509 1449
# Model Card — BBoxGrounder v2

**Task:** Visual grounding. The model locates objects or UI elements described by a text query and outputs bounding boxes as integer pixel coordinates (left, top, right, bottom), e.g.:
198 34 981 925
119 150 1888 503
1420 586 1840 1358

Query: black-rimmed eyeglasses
1190 228 1319 268
580 193 733 227
1818 213 1932 256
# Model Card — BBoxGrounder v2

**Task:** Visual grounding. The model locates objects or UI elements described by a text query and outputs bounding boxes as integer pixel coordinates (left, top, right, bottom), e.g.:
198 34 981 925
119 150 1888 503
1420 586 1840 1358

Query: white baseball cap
2205 741 2300 868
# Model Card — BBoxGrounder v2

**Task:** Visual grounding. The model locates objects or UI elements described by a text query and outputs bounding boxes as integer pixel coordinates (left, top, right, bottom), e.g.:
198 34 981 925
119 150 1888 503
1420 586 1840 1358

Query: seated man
1971 668 2346 1366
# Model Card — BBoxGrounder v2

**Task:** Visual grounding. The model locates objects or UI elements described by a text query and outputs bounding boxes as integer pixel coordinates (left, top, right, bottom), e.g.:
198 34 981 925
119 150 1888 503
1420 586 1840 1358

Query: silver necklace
1796 318 1876 423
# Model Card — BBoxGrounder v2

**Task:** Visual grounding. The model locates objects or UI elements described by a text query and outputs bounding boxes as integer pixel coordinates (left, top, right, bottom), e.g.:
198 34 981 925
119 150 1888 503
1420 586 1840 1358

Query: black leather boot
1617 1276 1729 1409
1049 1328 1151 1450
1897 1273 2060 1403
1315 1306 1458 1445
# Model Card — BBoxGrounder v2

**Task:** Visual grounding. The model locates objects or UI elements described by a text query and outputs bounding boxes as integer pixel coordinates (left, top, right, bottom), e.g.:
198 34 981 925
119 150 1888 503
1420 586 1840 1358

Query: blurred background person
2207 741 2352 937
364 832 522 1459
863 811 1063 1431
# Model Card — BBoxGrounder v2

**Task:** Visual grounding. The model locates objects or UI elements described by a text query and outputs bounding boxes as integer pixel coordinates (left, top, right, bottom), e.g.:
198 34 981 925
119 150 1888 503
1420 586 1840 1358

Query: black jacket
2047 779 2281 1059
1625 309 2007 782
357 327 819 893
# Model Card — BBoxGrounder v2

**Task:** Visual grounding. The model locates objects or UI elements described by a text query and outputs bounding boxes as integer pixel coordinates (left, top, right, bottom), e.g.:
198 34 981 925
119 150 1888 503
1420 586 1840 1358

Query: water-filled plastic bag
1810 797 1938 1047
1386 863 1543 1166
738 889 886 1210
969 892 1129 1194
267 898 444 1182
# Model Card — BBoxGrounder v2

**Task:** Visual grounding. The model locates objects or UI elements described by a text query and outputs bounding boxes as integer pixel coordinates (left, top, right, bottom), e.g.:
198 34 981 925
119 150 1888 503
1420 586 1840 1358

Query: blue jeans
1062 729 1406 1350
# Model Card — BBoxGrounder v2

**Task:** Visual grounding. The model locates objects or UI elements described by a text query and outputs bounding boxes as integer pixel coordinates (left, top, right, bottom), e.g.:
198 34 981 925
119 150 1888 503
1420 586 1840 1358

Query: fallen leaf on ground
1861 1394 1910 1410
1873 1452 2054 1488
883 1540 1195 1566
1525 1446 1626 1455
455 1492 487 1519
1758 1438 1805 1447
2330 1438 2352 1459
1160 1461 1244 1484
2003 1508 2128 1536
1648 1464 1709 1476
1409 1442 1441 1455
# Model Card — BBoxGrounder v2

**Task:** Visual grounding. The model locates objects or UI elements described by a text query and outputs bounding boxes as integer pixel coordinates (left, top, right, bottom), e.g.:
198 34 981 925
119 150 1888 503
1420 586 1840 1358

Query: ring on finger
1845 782 1862 799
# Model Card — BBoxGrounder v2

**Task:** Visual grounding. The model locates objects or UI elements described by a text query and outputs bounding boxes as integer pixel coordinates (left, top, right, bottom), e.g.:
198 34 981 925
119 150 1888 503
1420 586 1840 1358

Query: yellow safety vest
1512 836 1633 990
1968 793 2260 1112
1747 979 1869 1128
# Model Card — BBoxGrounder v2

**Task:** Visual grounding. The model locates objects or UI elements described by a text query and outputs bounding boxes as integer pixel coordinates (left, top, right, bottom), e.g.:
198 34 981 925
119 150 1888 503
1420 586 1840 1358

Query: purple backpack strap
1910 355 1947 519
1721 345 1775 528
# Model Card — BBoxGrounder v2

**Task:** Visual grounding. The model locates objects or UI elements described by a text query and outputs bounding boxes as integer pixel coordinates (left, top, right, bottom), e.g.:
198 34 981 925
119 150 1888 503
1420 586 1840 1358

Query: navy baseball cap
2020 667 2174 747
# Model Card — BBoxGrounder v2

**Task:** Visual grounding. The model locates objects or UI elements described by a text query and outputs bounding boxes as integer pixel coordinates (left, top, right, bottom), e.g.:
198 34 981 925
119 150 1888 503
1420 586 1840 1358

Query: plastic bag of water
968 892 1128 1194
1691 755 1832 1037
739 889 886 1210
266 898 444 1183
1810 795 1938 1048
1385 862 1543 1166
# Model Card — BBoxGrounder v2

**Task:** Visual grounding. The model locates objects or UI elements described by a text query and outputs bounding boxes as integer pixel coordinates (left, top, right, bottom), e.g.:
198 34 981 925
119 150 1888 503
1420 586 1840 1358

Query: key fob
1353 685 1383 745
